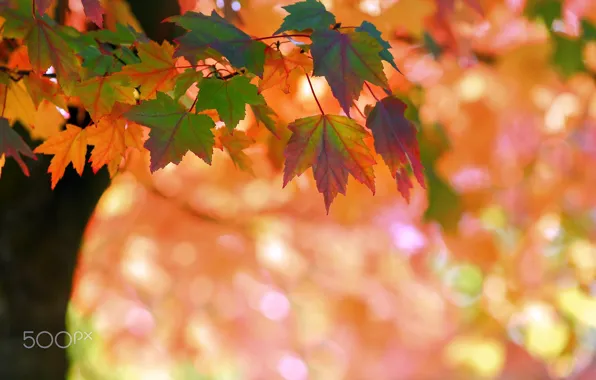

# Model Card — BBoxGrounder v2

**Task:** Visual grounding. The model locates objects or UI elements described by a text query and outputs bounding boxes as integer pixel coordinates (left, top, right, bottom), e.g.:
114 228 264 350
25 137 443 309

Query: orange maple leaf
118 40 180 100
74 75 137 121
33 124 88 189
259 46 312 94
214 128 254 174
86 118 145 174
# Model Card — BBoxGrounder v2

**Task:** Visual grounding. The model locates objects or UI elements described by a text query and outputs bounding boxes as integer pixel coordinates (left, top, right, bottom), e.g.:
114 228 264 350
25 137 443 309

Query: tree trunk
0 1 181 378
0 124 110 379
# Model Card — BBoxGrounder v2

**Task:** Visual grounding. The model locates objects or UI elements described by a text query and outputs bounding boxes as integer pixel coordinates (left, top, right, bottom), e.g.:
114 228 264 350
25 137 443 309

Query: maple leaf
274 0 336 34
23 74 68 110
124 92 216 171
283 114 376 213
34 0 54 15
168 11 267 77
196 76 265 131
33 124 88 189
31 100 67 140
81 0 105 27
86 118 145 174
173 69 203 100
0 6 33 39
310 29 389 116
0 117 37 177
260 46 312 94
88 23 145 45
119 40 179 100
365 96 425 202
0 73 37 128
355 21 400 72
214 128 254 174
251 103 280 138
25 15 81 93
73 75 137 121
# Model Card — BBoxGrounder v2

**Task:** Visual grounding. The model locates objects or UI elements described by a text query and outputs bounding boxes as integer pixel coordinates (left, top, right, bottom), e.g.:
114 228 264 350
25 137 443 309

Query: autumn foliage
5 0 596 379
0 0 427 213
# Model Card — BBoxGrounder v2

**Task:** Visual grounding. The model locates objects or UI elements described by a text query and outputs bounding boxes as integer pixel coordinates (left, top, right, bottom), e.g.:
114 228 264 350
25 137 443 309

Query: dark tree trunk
0 124 110 379
0 1 181 378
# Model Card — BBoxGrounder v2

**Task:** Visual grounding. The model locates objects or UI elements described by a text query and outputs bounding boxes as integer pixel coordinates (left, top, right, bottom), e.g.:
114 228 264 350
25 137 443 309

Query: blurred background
55 0 596 379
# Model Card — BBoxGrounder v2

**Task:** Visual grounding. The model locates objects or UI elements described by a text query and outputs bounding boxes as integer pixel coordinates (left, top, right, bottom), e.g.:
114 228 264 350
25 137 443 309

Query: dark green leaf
196 76 265 131
251 103 280 138
274 0 336 34
310 29 389 116
168 11 267 77
356 21 399 71
124 93 216 171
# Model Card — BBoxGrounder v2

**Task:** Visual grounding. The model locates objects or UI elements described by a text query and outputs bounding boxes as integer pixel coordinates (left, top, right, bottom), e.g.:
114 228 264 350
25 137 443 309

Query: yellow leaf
29 100 67 140
33 124 88 188
0 74 37 128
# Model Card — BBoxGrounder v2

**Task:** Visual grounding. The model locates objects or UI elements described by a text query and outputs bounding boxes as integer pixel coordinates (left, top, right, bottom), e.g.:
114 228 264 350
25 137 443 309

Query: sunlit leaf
283 114 376 213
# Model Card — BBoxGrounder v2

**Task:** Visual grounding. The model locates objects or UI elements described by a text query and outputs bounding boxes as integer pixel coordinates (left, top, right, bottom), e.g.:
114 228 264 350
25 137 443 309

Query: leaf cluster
0 0 425 212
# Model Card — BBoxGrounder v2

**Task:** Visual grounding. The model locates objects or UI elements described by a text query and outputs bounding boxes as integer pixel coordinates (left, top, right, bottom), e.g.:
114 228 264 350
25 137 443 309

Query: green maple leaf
25 15 81 93
274 0 336 34
356 21 400 72
80 46 124 76
173 69 203 100
251 103 280 138
196 76 265 131
124 92 216 172
168 11 267 77
88 23 147 45
0 117 37 177
310 29 389 116
0 6 33 39
366 96 425 202
283 114 376 213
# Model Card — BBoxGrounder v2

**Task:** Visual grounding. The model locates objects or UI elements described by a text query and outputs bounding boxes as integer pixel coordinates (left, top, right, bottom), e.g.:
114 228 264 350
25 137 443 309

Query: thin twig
306 73 324 115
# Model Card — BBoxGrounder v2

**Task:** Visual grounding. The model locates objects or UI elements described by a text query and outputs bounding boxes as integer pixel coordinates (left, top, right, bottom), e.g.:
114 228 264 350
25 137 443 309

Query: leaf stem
189 94 199 113
352 101 366 119
253 34 311 41
1 86 7 117
306 74 324 115
365 82 379 102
